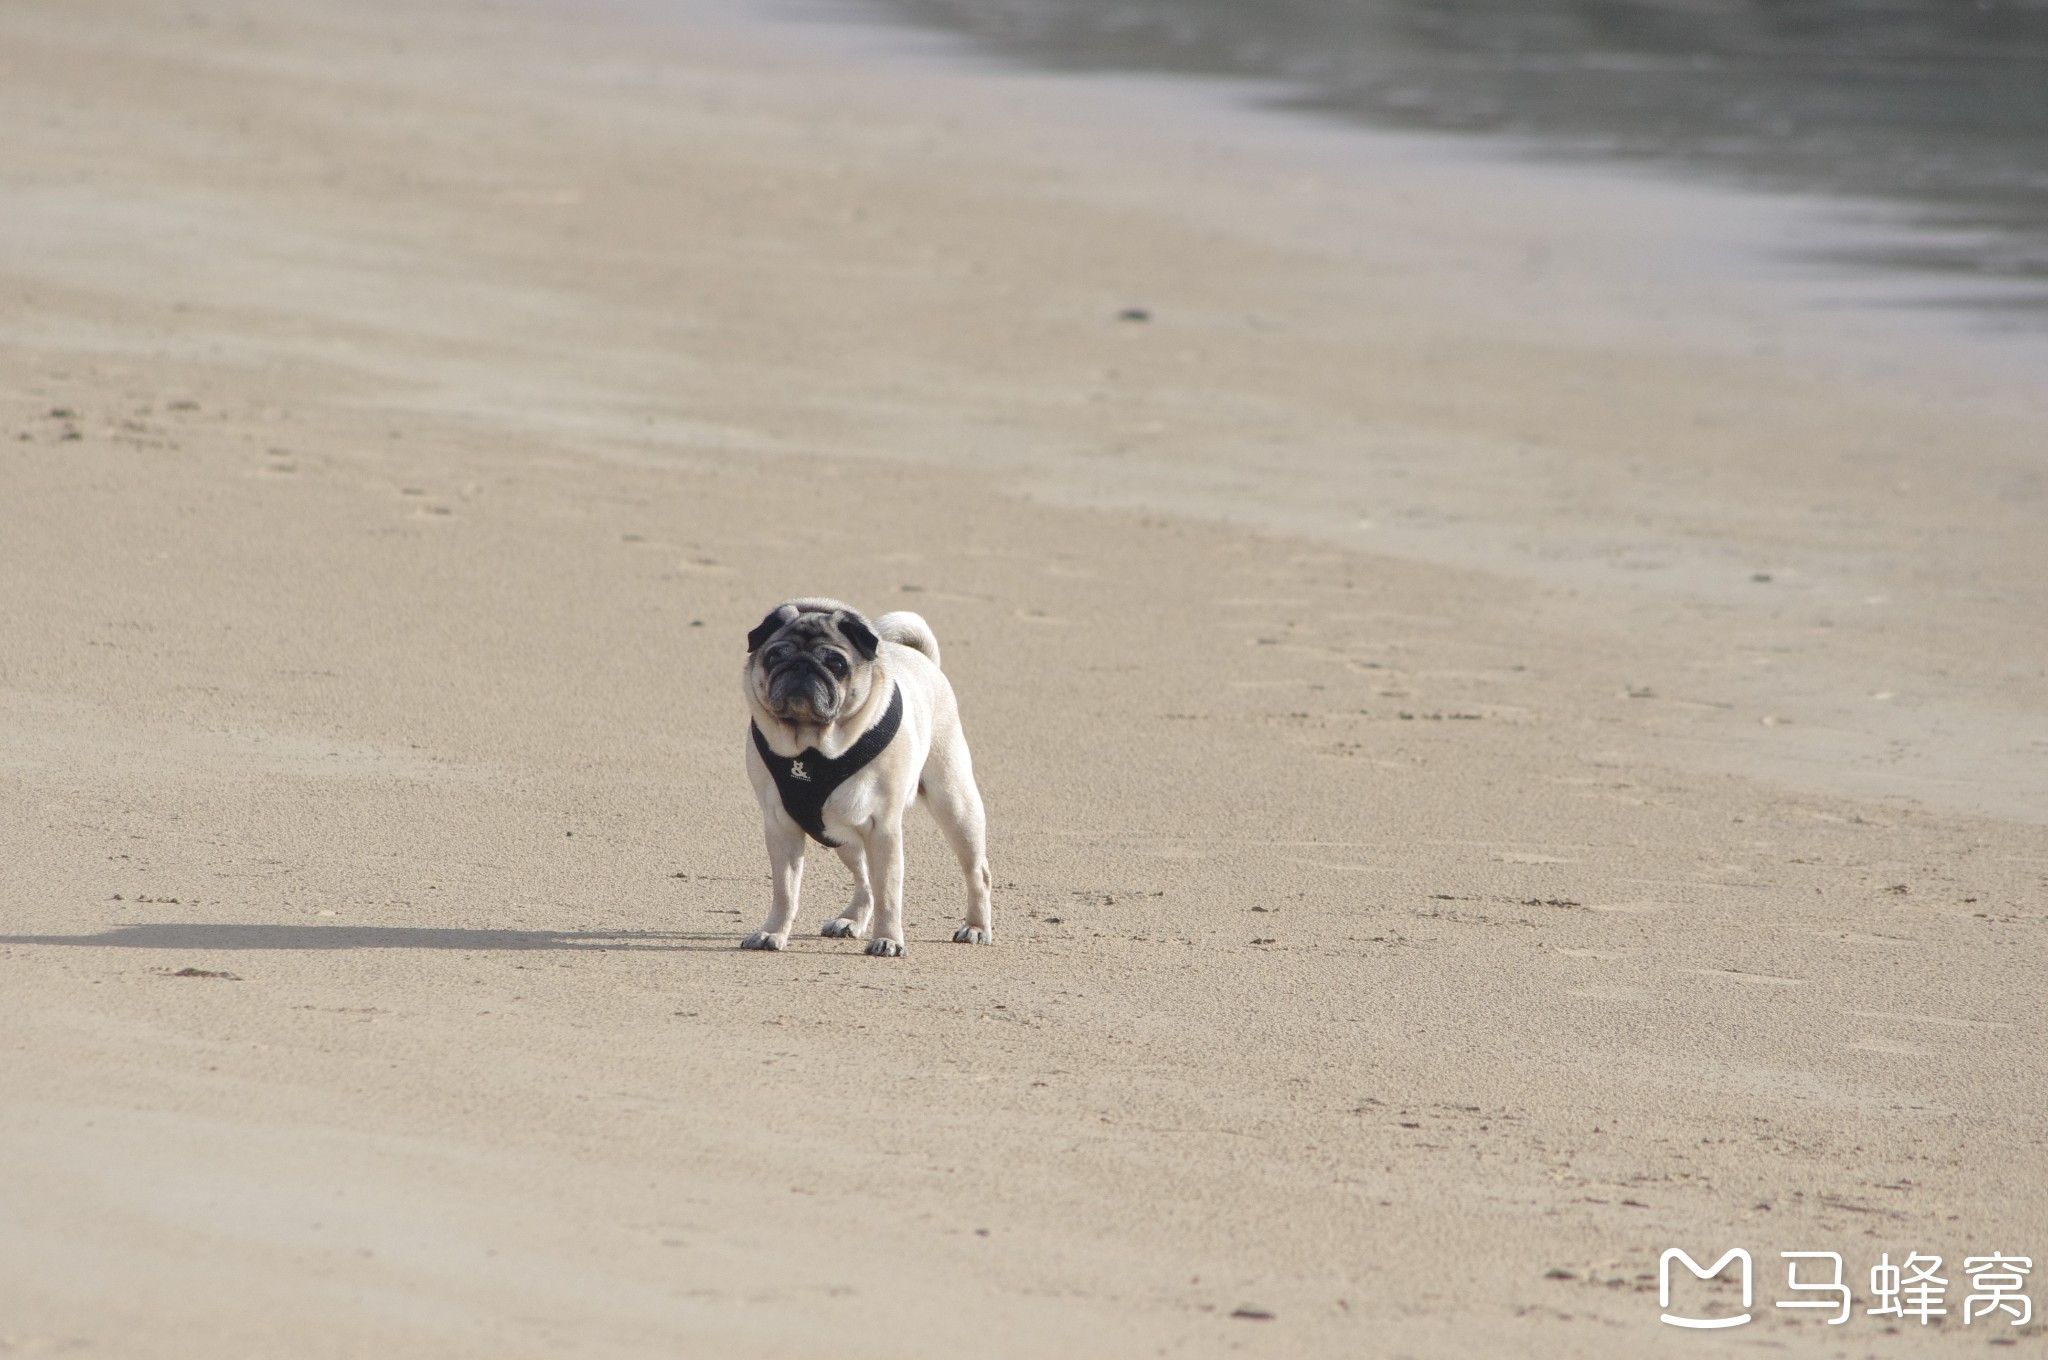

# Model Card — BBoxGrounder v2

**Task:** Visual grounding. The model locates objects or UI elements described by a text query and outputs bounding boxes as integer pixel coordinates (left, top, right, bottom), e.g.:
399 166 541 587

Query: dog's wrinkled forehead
778 614 837 646
746 601 878 659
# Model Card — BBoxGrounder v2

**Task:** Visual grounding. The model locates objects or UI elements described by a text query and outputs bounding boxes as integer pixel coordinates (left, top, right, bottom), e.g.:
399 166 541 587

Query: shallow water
826 0 2048 316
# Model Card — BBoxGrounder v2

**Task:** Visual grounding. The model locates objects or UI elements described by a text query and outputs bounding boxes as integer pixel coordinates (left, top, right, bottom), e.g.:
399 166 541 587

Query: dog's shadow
0 922 735 953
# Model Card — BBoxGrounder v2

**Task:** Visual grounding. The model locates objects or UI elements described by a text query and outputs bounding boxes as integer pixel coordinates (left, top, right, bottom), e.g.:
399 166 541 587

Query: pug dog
740 598 992 957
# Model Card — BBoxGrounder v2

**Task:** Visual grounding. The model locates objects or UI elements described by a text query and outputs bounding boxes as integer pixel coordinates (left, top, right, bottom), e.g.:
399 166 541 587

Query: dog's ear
746 604 797 653
836 611 879 661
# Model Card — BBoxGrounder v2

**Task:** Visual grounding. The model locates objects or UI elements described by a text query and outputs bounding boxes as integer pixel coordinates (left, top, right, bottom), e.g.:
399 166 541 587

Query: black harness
749 686 903 847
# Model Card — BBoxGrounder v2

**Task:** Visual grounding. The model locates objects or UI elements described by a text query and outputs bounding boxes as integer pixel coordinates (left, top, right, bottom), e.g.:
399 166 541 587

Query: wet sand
1 0 2043 1355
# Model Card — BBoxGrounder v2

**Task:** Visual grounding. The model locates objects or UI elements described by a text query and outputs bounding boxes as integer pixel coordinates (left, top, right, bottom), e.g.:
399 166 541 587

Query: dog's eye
821 652 848 677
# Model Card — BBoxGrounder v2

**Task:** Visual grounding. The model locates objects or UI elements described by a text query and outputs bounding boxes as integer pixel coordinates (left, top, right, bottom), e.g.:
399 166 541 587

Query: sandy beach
2 0 2044 1354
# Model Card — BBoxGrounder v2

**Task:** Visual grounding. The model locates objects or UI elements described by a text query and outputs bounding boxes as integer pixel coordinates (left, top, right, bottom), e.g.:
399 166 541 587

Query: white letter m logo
1660 1248 1753 1329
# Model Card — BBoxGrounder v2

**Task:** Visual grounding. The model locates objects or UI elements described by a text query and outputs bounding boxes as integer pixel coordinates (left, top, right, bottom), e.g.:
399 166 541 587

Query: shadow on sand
0 923 737 952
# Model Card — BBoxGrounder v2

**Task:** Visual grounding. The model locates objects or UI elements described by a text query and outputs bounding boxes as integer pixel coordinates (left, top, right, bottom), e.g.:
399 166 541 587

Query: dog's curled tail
874 611 941 669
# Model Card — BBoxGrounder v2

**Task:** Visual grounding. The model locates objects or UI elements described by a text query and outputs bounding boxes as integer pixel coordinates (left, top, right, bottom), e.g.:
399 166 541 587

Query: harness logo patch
788 760 811 782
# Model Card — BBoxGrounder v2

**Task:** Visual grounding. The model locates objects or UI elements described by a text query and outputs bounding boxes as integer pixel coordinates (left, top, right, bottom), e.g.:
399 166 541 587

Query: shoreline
748 0 2048 372
804 0 2048 317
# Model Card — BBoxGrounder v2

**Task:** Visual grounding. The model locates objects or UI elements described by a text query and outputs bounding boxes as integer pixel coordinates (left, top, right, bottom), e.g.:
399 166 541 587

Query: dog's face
744 601 881 726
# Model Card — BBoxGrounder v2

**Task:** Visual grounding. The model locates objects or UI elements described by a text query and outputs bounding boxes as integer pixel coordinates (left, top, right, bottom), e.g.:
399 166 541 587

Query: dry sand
2 0 2044 1355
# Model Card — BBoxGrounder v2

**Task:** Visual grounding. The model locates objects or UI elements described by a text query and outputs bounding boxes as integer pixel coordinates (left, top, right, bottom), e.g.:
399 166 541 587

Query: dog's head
743 599 880 726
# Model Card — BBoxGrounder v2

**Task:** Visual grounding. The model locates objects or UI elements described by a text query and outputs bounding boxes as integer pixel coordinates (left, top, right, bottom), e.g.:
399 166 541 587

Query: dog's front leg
820 841 874 938
861 818 907 957
742 818 807 951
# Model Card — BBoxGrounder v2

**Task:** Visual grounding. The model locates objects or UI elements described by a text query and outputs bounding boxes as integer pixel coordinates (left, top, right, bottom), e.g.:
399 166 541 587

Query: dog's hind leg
820 841 874 939
742 816 807 951
923 737 993 945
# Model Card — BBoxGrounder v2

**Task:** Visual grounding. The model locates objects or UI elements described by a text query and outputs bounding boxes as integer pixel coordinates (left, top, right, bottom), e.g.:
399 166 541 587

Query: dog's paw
820 918 868 939
740 931 787 951
952 926 994 945
863 937 905 958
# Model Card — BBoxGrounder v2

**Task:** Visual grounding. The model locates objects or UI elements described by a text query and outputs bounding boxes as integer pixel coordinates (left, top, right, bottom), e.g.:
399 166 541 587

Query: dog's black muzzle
766 658 840 721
